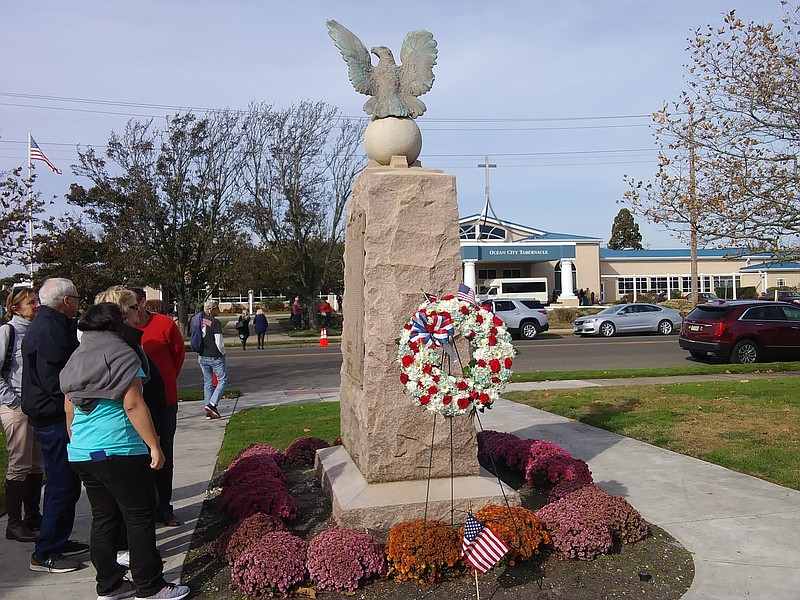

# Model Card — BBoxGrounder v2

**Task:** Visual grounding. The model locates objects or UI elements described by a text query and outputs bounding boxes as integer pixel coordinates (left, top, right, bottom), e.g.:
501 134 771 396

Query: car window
640 305 660 312
781 306 800 321
686 305 737 319
742 306 785 321
622 306 637 314
493 301 515 312
519 300 543 309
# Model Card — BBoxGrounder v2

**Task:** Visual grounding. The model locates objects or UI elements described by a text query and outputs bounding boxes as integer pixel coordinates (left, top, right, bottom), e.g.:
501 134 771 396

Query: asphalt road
177 332 690 393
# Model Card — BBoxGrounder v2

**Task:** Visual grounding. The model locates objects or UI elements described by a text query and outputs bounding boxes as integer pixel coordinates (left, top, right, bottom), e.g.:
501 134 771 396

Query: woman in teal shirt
61 303 189 600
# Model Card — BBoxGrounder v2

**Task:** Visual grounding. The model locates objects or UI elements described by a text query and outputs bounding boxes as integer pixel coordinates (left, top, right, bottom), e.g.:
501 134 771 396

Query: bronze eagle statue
326 20 438 119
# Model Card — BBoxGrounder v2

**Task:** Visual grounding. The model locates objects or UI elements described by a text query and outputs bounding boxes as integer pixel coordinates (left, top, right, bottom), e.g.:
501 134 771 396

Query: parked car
758 290 800 305
573 303 683 337
679 300 800 363
480 298 549 340
683 292 718 303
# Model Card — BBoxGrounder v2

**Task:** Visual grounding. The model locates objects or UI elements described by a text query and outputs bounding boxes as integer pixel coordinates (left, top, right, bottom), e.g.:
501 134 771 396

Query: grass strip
512 361 800 382
506 377 800 490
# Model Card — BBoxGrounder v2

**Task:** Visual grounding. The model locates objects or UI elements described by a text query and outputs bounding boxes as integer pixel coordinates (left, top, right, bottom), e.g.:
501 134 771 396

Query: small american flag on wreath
462 512 509 573
457 283 478 306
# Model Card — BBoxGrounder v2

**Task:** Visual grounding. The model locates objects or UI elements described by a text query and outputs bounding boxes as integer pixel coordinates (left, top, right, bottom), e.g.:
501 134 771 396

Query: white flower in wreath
397 294 515 417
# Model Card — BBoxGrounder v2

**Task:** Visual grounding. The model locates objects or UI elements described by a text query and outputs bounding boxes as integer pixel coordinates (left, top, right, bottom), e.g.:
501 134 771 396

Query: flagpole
27 132 33 282
474 568 480 600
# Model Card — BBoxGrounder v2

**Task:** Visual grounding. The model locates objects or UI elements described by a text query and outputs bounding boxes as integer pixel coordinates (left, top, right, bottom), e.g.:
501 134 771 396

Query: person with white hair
21 278 87 573
190 299 226 420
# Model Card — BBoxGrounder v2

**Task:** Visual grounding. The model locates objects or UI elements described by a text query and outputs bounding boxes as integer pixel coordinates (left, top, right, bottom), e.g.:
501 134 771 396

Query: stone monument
317 20 518 530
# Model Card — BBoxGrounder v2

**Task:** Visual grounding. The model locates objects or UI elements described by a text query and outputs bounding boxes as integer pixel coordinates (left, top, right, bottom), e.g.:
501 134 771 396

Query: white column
559 259 576 299
732 274 737 299
463 260 477 290
248 289 254 314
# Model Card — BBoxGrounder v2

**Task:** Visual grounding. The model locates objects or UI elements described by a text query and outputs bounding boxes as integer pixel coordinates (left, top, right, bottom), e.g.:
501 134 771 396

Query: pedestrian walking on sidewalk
191 299 226 420
235 309 250 350
61 302 189 600
253 308 268 349
0 287 44 544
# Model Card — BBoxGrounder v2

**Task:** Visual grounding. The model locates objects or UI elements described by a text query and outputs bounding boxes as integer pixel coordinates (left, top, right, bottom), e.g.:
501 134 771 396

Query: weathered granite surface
339 164 480 484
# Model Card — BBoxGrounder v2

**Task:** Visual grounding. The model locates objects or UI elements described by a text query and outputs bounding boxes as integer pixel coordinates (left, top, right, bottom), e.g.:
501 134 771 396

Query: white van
477 278 549 303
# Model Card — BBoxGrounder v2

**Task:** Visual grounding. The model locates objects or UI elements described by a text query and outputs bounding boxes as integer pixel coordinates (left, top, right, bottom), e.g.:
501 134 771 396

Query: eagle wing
326 20 374 96
399 30 437 97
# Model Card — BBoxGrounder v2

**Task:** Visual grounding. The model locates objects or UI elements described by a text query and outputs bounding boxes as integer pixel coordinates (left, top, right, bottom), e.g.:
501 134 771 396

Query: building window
635 277 648 293
618 278 634 295
478 269 497 280
777 277 787 287
502 269 522 278
650 277 667 292
459 224 506 240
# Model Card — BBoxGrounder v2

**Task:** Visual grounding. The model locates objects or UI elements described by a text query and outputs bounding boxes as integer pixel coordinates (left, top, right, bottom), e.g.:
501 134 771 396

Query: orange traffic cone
319 328 329 347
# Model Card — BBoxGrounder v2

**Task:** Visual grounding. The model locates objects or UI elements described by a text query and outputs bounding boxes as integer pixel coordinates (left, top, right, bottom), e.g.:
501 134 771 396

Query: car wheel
520 321 540 340
689 350 707 360
599 321 616 337
657 320 673 335
731 339 759 364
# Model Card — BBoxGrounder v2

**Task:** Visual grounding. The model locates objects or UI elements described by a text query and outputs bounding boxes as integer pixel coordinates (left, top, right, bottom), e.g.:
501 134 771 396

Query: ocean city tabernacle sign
461 245 577 262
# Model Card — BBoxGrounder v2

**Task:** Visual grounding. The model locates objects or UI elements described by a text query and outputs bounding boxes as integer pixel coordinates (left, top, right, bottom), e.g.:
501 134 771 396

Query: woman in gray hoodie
0 287 44 542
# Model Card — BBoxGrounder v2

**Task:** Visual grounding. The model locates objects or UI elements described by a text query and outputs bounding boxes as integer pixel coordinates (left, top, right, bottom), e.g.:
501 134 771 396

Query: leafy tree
69 112 245 331
239 101 364 329
682 7 800 259
608 208 643 250
626 4 800 286
0 165 49 271
33 216 122 303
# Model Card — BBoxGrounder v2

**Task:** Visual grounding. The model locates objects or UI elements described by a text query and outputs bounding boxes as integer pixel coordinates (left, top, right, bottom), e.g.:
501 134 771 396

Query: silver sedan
573 303 683 337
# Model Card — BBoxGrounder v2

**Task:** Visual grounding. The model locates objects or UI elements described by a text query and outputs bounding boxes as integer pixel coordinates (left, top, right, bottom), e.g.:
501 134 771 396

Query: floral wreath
397 293 515 417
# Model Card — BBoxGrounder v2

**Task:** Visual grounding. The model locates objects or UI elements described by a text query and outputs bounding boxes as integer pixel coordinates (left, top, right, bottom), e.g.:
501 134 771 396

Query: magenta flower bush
306 526 387 591
562 485 649 544
219 476 299 520
284 436 331 466
547 479 591 503
221 455 285 488
477 430 522 465
216 513 288 564
527 454 593 487
230 531 309 597
537 499 613 560
230 442 285 465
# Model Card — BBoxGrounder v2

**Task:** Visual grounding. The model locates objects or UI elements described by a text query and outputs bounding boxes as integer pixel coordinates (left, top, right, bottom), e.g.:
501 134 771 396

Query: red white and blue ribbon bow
409 310 454 348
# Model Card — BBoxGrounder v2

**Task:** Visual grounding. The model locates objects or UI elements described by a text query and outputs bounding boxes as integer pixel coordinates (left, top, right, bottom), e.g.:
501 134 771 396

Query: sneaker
116 550 130 568
135 583 190 600
204 404 221 419
99 578 136 600
30 552 82 573
58 539 90 555
158 511 181 527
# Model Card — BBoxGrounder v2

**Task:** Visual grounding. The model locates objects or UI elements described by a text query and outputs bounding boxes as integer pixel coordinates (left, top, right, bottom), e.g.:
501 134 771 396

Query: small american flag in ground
462 512 509 573
457 283 478 306
29 135 62 174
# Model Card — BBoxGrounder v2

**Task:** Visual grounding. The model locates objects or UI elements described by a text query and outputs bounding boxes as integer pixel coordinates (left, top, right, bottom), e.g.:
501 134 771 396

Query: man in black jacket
21 278 86 573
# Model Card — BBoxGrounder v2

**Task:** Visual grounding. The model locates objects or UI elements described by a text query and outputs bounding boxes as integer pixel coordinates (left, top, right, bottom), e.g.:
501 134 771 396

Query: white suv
480 298 550 340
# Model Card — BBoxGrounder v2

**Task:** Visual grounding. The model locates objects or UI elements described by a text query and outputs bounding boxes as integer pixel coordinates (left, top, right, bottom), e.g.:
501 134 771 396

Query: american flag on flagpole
457 283 478 306
462 512 509 574
29 135 62 174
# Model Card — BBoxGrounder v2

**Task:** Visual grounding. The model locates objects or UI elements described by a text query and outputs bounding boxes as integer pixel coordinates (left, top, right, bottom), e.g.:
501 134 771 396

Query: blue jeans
34 421 82 558
197 355 227 407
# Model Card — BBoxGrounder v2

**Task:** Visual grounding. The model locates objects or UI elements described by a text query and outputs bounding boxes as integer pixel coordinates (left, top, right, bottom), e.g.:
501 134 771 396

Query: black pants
71 455 166 598
153 403 177 515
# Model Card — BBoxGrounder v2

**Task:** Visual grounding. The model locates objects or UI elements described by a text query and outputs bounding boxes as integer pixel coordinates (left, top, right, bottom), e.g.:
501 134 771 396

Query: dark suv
679 300 800 363
758 290 800 305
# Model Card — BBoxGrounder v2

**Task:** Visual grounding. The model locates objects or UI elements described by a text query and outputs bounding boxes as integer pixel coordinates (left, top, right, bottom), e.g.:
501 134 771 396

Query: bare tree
239 101 365 328
70 112 245 330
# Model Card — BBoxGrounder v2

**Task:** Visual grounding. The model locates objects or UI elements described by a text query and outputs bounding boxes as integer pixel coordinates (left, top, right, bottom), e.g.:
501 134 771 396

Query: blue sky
0 0 789 268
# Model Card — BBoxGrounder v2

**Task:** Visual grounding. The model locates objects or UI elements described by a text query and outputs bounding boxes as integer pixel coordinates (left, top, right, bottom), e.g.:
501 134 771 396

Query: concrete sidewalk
1 380 798 599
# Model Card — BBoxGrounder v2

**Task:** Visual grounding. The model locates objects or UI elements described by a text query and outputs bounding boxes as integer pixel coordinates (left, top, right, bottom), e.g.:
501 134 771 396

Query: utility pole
476 156 497 240
688 104 698 306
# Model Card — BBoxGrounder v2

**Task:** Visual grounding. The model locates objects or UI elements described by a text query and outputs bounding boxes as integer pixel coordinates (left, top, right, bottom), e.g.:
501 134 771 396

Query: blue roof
740 261 800 272
599 248 764 259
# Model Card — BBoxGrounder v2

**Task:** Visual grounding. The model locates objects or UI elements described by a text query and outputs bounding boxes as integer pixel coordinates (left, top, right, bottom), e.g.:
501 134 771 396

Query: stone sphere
363 117 422 166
